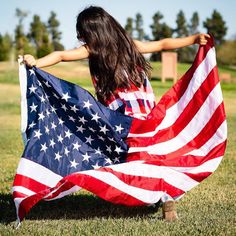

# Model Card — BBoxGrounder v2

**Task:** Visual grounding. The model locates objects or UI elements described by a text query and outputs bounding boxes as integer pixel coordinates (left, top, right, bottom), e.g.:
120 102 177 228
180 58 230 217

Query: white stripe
81 169 165 204
14 197 25 222
128 83 223 154
16 158 62 187
119 90 156 103
184 121 227 156
12 186 36 196
107 162 199 191
18 57 28 145
128 47 217 138
168 156 223 174
44 186 81 201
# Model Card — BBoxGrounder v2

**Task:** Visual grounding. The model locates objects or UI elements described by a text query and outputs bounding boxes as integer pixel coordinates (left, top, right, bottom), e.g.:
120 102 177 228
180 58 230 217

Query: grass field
0 61 236 235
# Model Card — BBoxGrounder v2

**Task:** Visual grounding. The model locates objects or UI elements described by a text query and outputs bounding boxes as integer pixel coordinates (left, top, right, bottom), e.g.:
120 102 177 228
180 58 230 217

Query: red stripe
183 172 212 182
127 141 226 167
13 174 49 193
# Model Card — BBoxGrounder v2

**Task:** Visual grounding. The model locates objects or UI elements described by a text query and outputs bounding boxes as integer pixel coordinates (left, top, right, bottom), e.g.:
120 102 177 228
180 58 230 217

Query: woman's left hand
194 33 211 45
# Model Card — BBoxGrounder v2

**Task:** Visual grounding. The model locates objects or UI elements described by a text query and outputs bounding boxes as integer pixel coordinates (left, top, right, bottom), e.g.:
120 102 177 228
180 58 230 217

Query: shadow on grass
0 193 161 224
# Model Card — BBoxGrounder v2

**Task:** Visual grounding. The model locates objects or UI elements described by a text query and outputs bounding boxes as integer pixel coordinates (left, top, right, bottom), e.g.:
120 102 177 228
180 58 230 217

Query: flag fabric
13 37 227 223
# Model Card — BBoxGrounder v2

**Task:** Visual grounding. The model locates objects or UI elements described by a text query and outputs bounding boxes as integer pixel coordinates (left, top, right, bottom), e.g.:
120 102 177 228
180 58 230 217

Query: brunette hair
76 6 151 103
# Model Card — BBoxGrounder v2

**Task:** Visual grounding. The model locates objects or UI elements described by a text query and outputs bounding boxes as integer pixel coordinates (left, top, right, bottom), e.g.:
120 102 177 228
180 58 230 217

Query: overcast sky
1 0 235 49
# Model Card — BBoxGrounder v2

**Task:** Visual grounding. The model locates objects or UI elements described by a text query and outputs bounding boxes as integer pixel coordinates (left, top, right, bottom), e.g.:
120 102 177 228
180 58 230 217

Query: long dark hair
76 6 151 103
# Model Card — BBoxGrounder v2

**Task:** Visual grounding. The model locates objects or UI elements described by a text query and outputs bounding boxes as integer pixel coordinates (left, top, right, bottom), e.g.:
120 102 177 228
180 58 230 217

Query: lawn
0 61 236 235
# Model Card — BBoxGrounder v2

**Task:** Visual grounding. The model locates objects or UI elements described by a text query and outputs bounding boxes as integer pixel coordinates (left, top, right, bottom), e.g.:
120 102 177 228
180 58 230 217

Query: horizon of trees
0 8 235 65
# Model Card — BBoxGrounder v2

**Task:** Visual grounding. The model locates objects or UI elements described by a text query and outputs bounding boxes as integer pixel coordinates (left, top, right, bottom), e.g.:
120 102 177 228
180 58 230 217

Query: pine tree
135 13 145 41
150 11 164 41
188 12 199 35
47 11 64 51
125 17 134 37
150 11 173 61
175 10 191 62
29 15 53 57
203 10 227 46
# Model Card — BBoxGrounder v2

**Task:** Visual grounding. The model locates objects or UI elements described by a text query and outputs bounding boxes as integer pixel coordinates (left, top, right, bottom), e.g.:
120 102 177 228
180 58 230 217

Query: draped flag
13 37 227 223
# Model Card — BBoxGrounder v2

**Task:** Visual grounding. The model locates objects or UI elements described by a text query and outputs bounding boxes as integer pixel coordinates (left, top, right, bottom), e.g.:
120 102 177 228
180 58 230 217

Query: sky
0 0 235 49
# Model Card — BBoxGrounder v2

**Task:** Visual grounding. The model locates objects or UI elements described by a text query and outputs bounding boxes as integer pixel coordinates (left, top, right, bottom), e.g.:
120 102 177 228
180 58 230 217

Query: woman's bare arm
134 33 210 54
24 45 89 68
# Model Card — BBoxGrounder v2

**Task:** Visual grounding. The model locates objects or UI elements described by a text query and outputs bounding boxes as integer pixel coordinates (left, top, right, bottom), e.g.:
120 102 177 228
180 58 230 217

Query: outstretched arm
24 45 89 68
134 33 211 54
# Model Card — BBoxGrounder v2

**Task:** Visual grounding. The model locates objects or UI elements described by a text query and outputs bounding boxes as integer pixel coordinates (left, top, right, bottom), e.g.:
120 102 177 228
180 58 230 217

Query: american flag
13 37 227 223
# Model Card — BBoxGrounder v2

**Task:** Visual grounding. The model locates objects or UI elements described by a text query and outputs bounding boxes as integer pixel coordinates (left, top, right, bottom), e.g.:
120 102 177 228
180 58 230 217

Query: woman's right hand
23 54 37 67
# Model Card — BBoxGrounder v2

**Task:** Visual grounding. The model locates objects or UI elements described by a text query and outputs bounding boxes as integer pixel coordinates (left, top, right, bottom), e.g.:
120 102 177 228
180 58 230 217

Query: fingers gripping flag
13 37 227 223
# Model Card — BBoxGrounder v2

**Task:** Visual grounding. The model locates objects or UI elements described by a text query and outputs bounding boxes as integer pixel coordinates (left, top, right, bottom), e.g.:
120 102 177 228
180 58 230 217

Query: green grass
0 62 236 235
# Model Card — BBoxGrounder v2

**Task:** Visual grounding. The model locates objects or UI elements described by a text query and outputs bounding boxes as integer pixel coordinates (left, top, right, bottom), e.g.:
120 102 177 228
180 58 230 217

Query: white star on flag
34 130 42 139
28 121 36 129
29 84 37 94
92 162 101 169
76 125 85 133
30 103 37 112
70 105 79 113
85 136 94 145
115 124 124 133
45 126 50 134
70 159 79 168
58 118 64 125
61 103 68 111
72 142 81 150
65 130 72 139
82 153 91 162
95 148 102 155
40 143 48 152
49 139 56 148
83 100 92 109
100 125 109 134
38 112 45 121
51 121 57 130
64 147 70 156
62 92 71 101
91 113 100 122
114 146 123 154
57 134 63 143
55 152 62 161
39 95 46 103
78 116 87 124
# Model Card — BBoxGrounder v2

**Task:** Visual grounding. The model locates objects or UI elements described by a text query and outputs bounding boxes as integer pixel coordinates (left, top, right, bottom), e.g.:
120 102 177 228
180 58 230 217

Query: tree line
0 8 235 65
125 9 229 63
0 8 64 61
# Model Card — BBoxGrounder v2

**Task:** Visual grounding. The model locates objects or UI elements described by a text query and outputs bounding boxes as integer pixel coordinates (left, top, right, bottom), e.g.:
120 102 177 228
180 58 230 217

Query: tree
47 11 64 51
135 13 145 41
203 10 227 46
29 14 53 57
150 11 173 61
188 12 199 35
125 17 134 37
14 8 35 57
175 10 188 37
175 10 191 62
150 11 164 41
0 33 13 61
